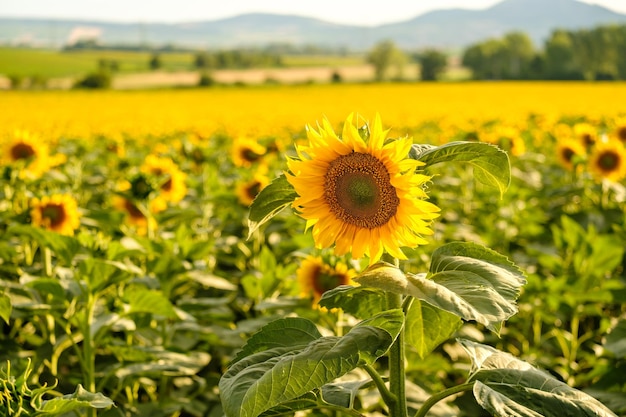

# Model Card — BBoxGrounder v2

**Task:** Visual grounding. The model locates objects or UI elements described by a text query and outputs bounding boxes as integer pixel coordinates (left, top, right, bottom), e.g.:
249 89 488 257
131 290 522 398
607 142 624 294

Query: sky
1 0 626 26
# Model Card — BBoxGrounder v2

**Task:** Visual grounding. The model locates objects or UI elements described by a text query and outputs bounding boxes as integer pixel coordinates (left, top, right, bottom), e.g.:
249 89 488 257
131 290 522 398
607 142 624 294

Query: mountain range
2 0 626 50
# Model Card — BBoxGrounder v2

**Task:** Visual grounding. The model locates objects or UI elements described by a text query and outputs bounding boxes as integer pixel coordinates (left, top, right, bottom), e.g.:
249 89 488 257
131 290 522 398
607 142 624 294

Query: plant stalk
387 291 407 417
414 382 475 417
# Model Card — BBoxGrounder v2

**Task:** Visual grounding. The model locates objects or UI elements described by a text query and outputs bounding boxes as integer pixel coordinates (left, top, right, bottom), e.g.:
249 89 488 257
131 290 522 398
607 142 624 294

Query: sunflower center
11 142 36 160
617 127 626 142
41 204 67 227
309 265 347 295
242 148 262 163
325 152 399 229
562 147 575 163
598 151 619 171
246 181 262 199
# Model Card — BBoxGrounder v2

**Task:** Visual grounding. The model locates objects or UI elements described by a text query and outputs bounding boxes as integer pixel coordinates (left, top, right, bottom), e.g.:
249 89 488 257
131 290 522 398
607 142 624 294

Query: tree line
461 24 626 81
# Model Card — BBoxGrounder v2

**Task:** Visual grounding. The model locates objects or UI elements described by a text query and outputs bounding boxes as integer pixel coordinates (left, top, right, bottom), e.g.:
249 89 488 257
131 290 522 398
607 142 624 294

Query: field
1 82 625 417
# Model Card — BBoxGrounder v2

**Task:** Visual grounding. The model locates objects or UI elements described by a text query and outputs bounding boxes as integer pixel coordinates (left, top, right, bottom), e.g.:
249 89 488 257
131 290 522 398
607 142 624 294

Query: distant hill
1 0 626 50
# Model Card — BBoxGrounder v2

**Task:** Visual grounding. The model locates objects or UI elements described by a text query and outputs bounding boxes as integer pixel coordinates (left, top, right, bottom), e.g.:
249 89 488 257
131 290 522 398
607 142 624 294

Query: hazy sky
2 0 626 25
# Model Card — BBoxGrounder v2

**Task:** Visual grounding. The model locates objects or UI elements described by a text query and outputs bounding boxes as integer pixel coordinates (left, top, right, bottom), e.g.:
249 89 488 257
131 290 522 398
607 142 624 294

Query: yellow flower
30 194 80 236
231 136 266 168
555 137 586 171
112 196 159 236
612 118 626 143
296 256 356 305
286 113 440 264
140 155 187 203
574 122 597 149
236 172 270 206
588 139 626 182
4 130 66 179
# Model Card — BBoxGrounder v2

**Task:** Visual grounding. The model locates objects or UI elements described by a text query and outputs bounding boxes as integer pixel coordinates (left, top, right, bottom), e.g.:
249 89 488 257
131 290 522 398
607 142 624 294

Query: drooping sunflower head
30 194 81 236
555 137 586 171
231 136 267 168
588 139 626 182
296 256 356 306
286 113 440 264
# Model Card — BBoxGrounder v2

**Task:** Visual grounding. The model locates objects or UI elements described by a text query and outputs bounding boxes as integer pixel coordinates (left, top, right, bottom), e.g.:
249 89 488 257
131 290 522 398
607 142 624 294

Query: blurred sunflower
30 194 80 236
236 171 270 206
555 137 586 171
140 155 187 203
286 113 440 264
296 256 356 305
588 139 626 182
231 136 266 168
4 130 66 179
612 118 626 143
113 180 166 235
574 122 597 149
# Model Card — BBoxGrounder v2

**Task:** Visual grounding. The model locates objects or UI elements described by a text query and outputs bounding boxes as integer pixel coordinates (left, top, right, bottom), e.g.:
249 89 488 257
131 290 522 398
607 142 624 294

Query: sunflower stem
413 382 475 417
387 290 408 417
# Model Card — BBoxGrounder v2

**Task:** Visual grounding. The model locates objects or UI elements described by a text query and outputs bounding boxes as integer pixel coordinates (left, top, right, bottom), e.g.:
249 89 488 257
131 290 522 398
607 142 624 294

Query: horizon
1 0 626 27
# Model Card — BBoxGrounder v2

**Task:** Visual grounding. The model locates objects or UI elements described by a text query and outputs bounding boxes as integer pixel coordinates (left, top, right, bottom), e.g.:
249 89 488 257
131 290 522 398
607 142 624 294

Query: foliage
366 39 408 81
73 70 112 89
416 49 449 81
0 83 625 416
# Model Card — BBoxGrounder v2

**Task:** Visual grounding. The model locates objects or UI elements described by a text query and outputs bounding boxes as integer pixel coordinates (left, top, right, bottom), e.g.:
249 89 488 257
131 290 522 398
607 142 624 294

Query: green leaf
411 141 511 198
7 224 80 264
354 243 526 333
604 319 626 358
247 174 298 238
124 286 178 319
232 317 323 365
219 313 399 417
318 285 387 318
460 340 618 417
0 292 11 324
405 300 462 359
40 384 114 414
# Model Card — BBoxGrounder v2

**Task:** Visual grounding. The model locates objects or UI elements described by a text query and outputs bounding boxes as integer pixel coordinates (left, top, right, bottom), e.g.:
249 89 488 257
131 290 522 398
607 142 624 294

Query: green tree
366 40 406 81
544 30 583 80
417 49 448 81
149 53 162 70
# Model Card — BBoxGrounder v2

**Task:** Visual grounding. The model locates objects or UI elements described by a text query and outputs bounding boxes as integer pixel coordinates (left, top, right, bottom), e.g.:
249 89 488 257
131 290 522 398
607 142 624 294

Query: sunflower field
1 82 625 417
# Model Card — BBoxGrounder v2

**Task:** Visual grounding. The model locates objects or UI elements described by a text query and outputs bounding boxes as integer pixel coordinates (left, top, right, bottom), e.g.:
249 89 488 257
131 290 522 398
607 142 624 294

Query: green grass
0 47 195 78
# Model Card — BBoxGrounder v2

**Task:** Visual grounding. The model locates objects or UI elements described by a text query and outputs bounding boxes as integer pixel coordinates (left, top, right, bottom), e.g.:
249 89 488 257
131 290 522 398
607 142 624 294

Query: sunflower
555 137 586 171
588 139 626 182
612 118 626 143
231 136 267 168
30 194 81 236
112 196 160 236
4 130 66 179
574 122 597 149
296 256 356 305
140 155 187 203
286 114 440 264
236 171 270 206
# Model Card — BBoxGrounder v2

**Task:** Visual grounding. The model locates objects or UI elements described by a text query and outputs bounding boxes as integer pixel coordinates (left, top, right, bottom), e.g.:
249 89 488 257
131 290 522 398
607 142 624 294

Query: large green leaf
410 141 510 198
318 285 387 319
460 340 618 417
232 317 323 365
247 174 297 238
219 311 403 417
354 243 526 332
405 299 462 359
7 224 80 264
